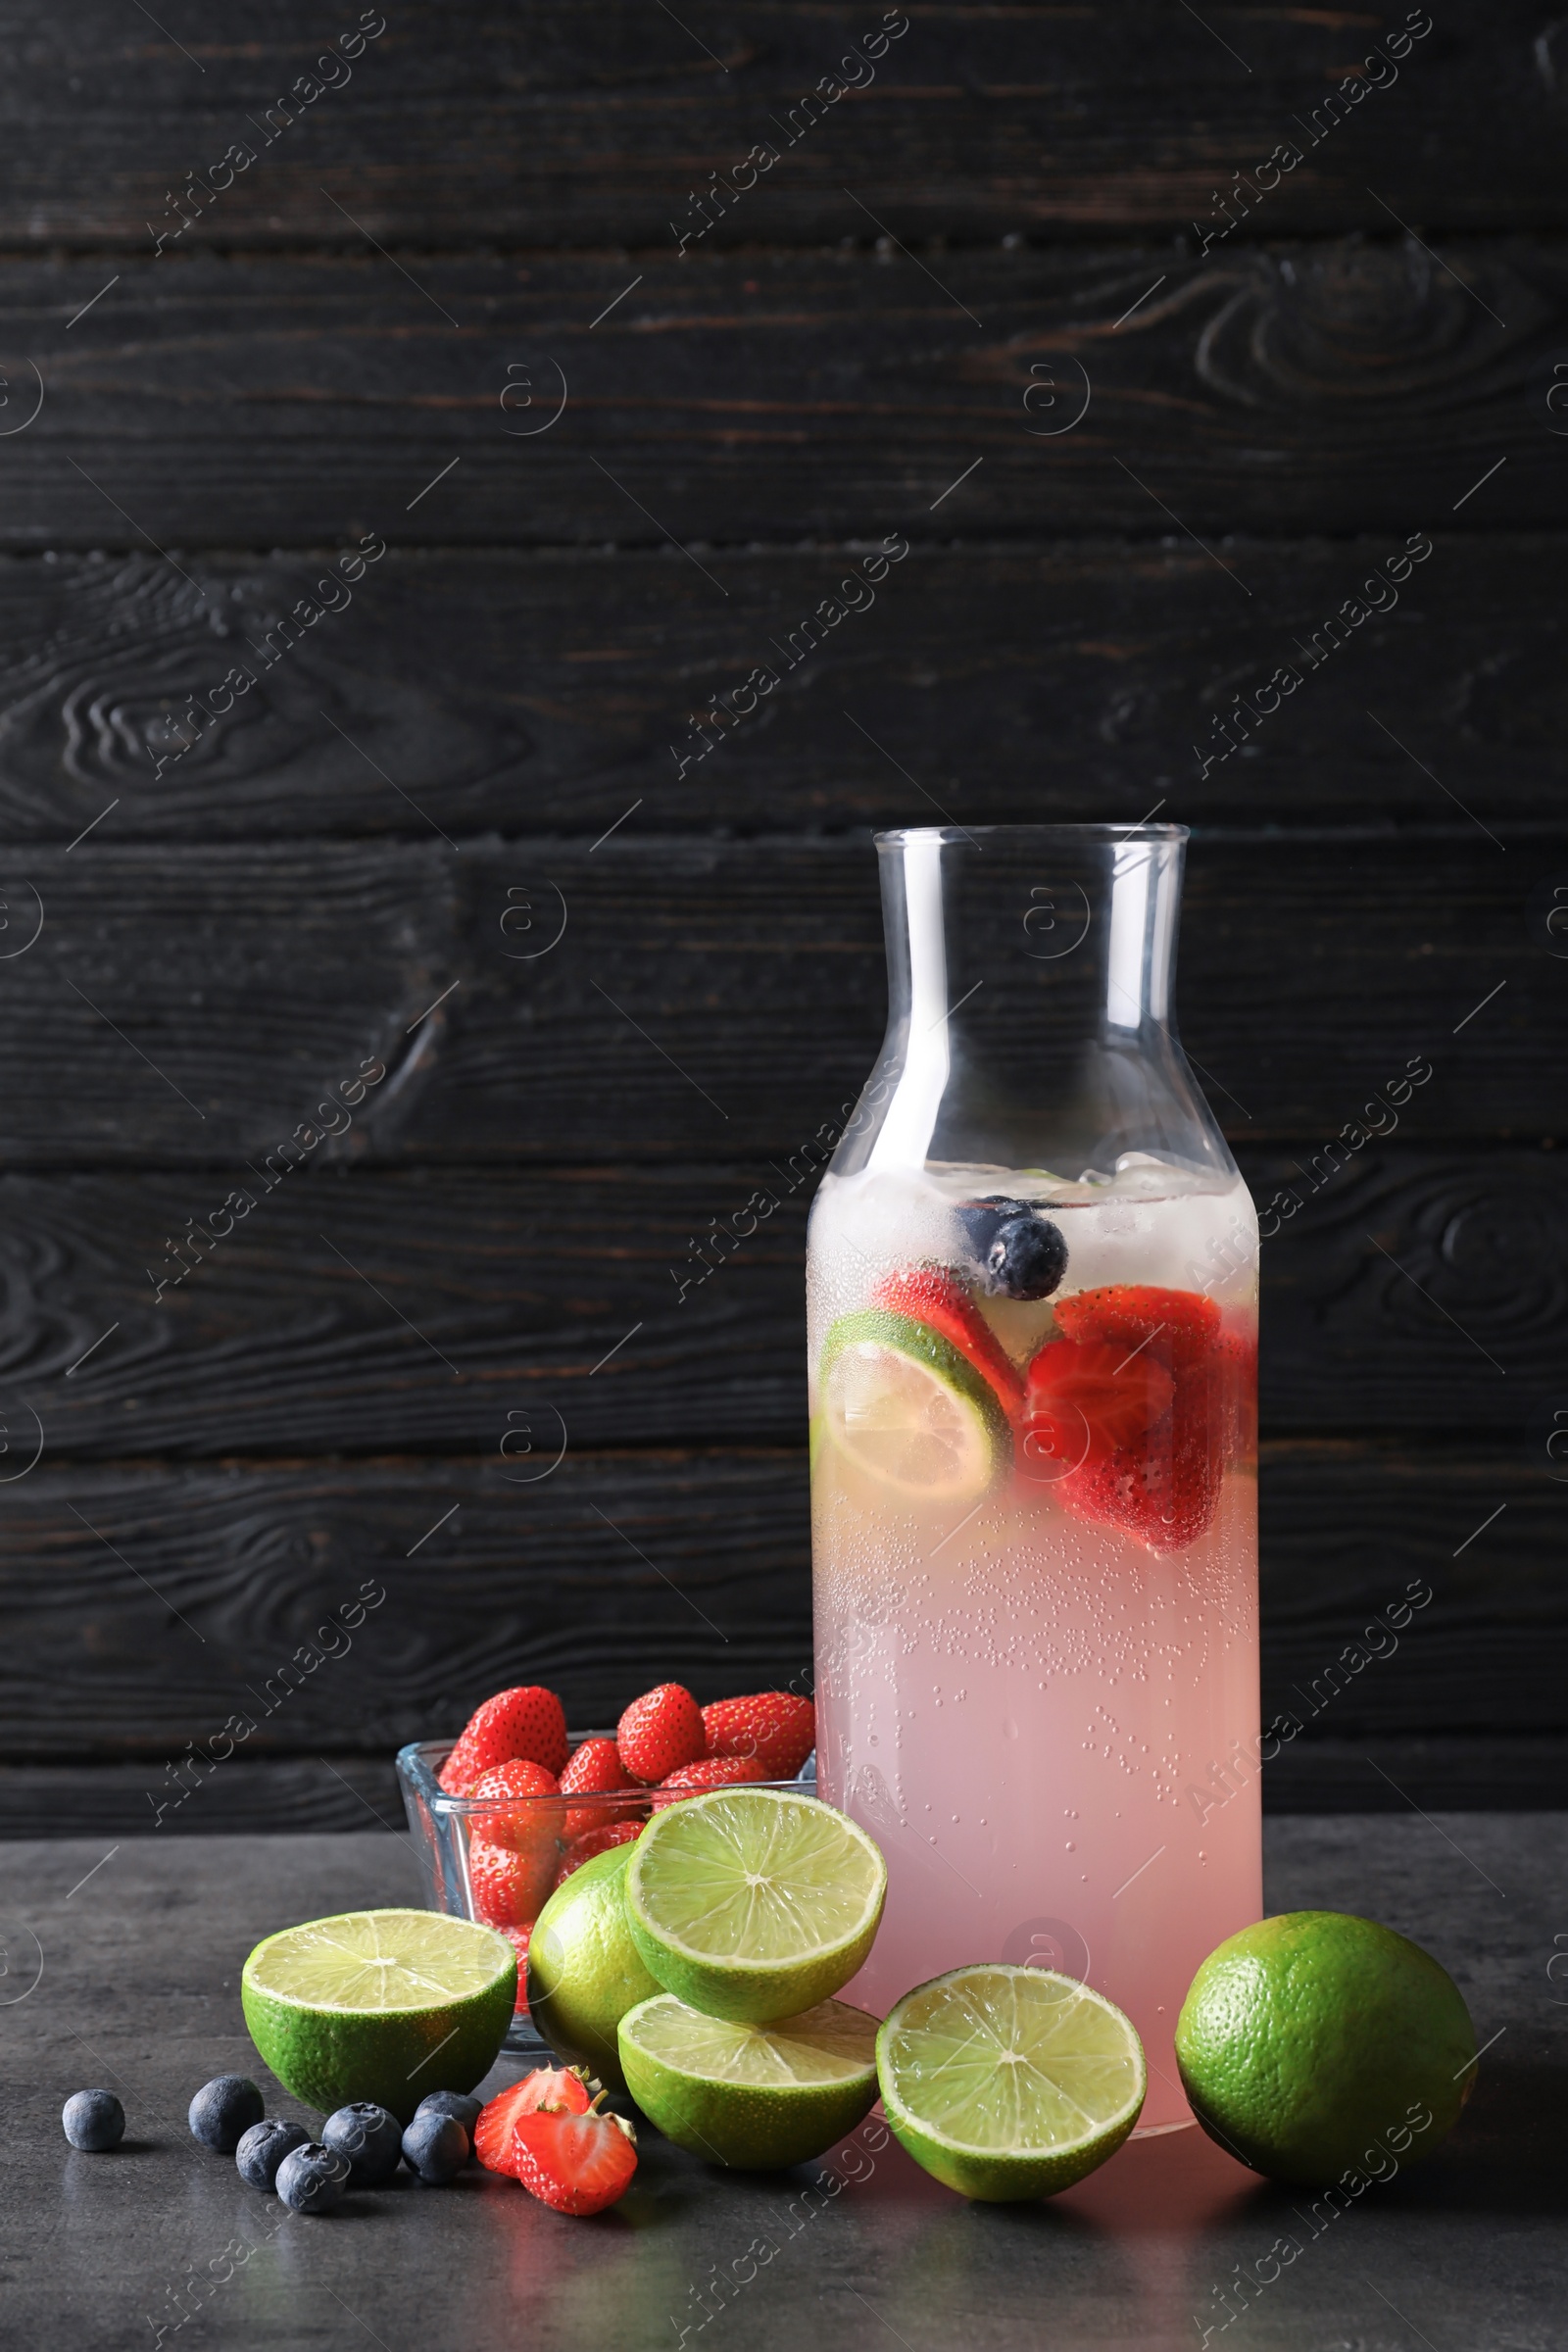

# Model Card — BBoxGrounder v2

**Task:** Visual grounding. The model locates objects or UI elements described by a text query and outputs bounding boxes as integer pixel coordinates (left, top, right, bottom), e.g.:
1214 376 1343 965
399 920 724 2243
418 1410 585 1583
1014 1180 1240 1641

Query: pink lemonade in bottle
808 826 1260 2132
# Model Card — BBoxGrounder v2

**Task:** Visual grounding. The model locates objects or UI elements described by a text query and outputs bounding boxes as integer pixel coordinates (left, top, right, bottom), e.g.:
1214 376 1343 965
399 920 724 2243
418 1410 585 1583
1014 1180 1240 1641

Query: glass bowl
396 1737 814 2054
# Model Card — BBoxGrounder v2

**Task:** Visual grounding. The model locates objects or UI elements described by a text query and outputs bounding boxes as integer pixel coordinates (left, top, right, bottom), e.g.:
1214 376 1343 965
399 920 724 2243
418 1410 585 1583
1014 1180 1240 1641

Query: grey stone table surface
2 1816 1563 2352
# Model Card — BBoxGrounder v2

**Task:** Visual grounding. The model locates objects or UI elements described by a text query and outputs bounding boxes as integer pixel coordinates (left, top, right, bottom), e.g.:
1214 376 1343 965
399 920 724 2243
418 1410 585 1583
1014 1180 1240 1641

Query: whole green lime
1175 1911 1478 2185
526 1844 660 2089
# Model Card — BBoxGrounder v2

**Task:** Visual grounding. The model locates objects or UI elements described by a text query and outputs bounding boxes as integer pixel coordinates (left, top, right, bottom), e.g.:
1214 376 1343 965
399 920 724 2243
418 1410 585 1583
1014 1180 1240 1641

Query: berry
511 2101 638 2216
1039 1286 1227 1550
653 1755 770 1808
870 1268 1023 1404
468 1757 560 1851
560 1736 636 1837
323 2101 403 2185
1022 1336 1174 1465
500 1925 532 2012
470 1832 559 1929
188 2075 265 2155
474 2068 594 2178
235 2119 309 2190
554 1820 643 1886
616 1684 707 1784
401 2109 468 2184
416 2087 483 2141
62 2089 124 2151
1054 1283 1220 1367
701 1691 817 1780
439 1686 569 1794
956 1199 1068 1301
275 2141 351 2215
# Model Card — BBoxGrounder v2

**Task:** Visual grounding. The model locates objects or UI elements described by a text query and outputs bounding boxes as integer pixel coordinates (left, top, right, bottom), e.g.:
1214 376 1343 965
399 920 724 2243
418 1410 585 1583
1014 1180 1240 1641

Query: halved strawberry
1053 1284 1220 1367
616 1684 707 1784
652 1755 769 1809
553 1820 643 1887
1031 1285 1226 1551
1022 1335 1175 1467
510 2101 638 2216
439 1685 569 1793
871 1268 1024 1406
560 1736 636 1837
474 2068 594 2177
702 1691 815 1779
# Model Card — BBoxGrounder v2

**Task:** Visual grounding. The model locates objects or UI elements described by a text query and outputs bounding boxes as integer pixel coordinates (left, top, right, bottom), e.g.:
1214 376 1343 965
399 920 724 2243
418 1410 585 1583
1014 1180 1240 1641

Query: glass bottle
808 825 1260 2132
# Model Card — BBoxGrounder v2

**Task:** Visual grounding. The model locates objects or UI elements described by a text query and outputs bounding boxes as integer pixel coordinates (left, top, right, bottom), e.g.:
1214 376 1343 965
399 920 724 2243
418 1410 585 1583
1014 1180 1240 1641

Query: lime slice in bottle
618 1991 879 2168
819 1307 1011 1503
876 1963 1146 2200
242 1908 516 2124
624 1787 887 2025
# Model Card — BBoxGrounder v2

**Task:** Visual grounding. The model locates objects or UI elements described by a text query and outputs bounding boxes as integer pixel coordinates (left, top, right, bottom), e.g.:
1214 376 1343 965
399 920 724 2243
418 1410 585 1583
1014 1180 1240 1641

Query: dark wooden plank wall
0 1 1562 1830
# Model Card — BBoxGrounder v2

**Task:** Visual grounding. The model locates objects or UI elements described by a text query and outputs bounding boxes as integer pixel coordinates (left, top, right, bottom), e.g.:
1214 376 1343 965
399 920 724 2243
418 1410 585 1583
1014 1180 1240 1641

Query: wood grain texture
8 1735 1568 1835
0 1446 1557 1774
6 5 1565 247
0 1150 1559 1460
0 542 1564 842
0 834 1552 1163
9 244 1559 549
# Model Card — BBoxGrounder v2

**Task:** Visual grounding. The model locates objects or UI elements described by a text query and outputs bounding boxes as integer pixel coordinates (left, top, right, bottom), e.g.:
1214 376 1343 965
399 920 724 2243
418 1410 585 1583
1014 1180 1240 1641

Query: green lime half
242 1908 515 2125
819 1307 1011 1504
625 1787 887 2025
877 1964 1146 2201
619 1991 879 2167
1175 1911 1478 2185
527 1844 661 2090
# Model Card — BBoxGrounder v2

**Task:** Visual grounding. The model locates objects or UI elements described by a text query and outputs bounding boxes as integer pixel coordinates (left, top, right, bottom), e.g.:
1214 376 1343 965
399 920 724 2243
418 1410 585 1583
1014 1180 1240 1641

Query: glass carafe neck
841 825 1234 1187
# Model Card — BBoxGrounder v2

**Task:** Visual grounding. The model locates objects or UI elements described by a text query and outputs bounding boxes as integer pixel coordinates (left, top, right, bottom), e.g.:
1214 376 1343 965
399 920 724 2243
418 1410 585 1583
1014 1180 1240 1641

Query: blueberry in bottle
957 1197 1068 1300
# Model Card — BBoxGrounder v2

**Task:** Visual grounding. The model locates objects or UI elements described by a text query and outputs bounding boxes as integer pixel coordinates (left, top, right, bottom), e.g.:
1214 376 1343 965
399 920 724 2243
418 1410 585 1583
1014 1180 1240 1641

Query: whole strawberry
469 1757 560 1844
616 1684 706 1784
469 1834 557 1930
500 1926 531 2013
559 1736 636 1837
554 1819 643 1887
653 1756 770 1809
440 1686 568 1793
702 1692 816 1780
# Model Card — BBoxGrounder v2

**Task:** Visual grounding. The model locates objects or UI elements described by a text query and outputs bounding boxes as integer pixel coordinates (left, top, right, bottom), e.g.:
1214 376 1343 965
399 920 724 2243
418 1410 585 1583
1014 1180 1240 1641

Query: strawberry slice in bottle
1023 1284 1226 1551
870 1267 1025 1408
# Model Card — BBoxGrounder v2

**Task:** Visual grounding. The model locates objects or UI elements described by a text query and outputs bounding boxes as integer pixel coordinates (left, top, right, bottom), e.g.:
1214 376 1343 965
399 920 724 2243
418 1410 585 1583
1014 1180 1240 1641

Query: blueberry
235 2118 310 2191
401 2110 468 2184
415 2088 482 2154
62 2089 124 2151
274 2141 351 2215
322 2101 403 2185
188 2075 266 2155
957 1197 1068 1301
